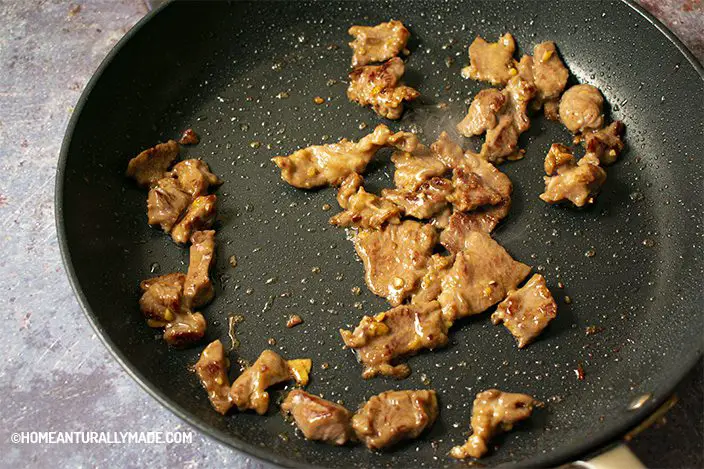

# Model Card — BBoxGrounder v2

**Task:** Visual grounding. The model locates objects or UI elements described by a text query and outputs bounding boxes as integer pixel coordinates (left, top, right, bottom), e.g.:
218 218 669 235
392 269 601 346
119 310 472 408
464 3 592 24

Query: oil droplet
276 91 290 99
150 262 160 273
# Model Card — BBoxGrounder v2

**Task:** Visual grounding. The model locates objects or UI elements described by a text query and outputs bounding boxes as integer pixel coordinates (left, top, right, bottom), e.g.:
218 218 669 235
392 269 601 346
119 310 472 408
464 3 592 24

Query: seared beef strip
183 230 216 309
139 273 185 325
147 177 191 233
171 195 217 245
330 174 402 229
390 143 448 191
540 144 606 207
352 390 438 450
450 389 537 459
229 349 291 415
456 88 505 137
340 302 449 379
195 340 232 415
126 140 179 188
462 33 517 86
353 220 437 306
411 254 455 304
492 274 557 348
439 209 505 252
438 231 531 323
559 84 605 134
382 177 453 219
430 131 465 168
272 124 418 189
531 41 569 114
447 166 503 212
163 311 206 347
169 159 222 197
348 20 410 67
282 390 355 445
347 57 420 120
583 121 625 166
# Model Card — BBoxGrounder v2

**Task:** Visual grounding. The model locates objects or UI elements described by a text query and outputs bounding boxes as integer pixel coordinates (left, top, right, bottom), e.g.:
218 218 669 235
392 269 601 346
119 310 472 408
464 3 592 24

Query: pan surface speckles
57 1 703 468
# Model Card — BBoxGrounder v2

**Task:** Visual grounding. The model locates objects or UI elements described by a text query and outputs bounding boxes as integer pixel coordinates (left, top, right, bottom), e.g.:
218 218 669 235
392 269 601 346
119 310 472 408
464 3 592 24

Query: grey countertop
0 1 701 468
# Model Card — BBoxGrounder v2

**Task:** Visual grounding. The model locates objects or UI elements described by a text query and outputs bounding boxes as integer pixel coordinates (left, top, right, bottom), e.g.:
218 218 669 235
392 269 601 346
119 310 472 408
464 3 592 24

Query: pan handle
573 445 645 469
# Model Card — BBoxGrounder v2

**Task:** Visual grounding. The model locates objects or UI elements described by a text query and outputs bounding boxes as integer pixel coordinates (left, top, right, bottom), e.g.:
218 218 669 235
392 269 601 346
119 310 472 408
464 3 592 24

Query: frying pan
56 1 703 467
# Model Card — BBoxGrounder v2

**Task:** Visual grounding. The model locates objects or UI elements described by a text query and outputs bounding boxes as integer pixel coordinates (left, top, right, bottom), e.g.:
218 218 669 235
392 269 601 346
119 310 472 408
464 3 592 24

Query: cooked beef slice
281 390 354 445
330 175 402 229
169 159 222 197
456 88 506 137
352 390 438 450
195 340 232 415
559 84 605 134
447 166 503 212
348 20 410 67
183 230 216 309
531 41 569 113
439 209 504 251
126 140 179 188
147 177 191 233
382 177 453 219
492 274 557 348
353 220 437 306
340 302 449 379
139 272 186 324
450 389 537 459
411 254 455 304
272 124 418 189
583 120 625 165
390 144 448 191
438 231 531 323
171 195 217 245
430 131 466 168
229 349 291 415
540 144 606 207
348 57 420 120
462 33 518 86
163 311 206 347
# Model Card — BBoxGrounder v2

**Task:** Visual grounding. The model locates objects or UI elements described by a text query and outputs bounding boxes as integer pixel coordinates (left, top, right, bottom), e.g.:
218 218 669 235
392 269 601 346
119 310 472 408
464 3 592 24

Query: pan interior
59 1 703 468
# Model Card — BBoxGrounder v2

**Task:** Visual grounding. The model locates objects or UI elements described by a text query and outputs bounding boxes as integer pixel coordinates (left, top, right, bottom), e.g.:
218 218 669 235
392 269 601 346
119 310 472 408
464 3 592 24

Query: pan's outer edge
54 1 703 468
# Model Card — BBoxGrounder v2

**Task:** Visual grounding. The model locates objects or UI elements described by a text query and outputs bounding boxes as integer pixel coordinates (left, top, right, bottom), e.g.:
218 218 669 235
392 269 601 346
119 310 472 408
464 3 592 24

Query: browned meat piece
281 390 355 445
583 121 625 165
447 166 503 212
431 207 452 229
456 88 506 137
411 254 455 304
348 20 410 67
171 195 217 245
492 274 557 348
195 340 232 415
163 311 206 347
559 84 605 134
352 390 438 449
353 221 437 306
462 33 517 86
532 41 569 112
544 100 560 121
340 302 449 379
330 175 401 229
440 210 502 252
183 230 216 309
139 273 185 324
178 128 199 145
272 124 418 189
126 140 179 188
382 177 452 219
450 389 537 459
431 131 465 168
438 231 531 323
229 349 291 415
347 57 420 120
147 177 191 233
390 144 448 191
169 159 222 197
540 144 606 207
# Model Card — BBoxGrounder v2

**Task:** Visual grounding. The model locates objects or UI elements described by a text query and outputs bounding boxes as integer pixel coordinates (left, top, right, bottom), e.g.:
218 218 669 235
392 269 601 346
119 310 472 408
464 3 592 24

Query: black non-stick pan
56 1 703 467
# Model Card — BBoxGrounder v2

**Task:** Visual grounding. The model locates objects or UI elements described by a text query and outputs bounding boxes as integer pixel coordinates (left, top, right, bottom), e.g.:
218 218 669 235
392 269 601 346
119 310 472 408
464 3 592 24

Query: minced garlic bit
163 308 174 321
313 96 325 104
288 359 312 386
508 67 518 76
541 49 553 63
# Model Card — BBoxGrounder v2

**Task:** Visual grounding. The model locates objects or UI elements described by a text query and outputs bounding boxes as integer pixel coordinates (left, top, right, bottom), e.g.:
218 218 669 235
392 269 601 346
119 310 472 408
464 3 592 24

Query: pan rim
54 1 703 468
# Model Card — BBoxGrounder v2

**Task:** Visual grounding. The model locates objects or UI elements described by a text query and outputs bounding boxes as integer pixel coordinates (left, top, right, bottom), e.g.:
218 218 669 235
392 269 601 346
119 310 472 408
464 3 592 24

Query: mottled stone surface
0 1 700 468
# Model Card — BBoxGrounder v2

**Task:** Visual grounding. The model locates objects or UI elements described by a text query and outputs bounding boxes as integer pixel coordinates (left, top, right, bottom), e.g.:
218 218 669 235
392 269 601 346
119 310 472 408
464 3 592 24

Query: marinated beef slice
183 230 216 309
347 57 419 120
348 20 410 67
559 84 605 134
195 340 232 415
229 349 291 415
462 33 518 86
126 140 179 188
540 144 606 207
282 390 355 445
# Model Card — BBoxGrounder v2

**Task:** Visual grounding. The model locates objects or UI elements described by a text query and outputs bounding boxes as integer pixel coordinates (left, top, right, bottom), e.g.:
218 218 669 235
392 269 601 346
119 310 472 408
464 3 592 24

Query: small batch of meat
126 132 222 345
458 33 625 206
346 20 419 119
